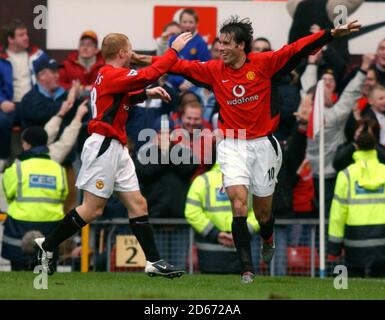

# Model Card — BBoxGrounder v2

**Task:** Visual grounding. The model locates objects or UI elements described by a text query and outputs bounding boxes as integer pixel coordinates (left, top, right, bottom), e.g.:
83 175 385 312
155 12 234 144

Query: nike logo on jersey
222 80 230 83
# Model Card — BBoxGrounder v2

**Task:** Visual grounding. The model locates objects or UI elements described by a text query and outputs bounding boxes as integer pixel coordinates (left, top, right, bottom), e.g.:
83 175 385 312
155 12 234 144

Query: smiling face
219 33 245 67
182 103 203 134
369 86 385 113
321 73 336 93
362 69 377 97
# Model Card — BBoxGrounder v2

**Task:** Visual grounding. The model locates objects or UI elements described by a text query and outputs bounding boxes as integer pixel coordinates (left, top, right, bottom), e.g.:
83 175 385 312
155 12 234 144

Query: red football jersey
154 30 332 139
88 48 177 145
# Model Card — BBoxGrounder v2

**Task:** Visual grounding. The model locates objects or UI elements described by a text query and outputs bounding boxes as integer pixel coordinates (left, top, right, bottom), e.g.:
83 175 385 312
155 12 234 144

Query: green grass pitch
0 272 384 300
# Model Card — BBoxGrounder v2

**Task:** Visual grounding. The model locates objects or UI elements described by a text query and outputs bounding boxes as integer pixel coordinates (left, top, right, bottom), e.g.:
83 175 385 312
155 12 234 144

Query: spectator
344 62 378 142
300 55 339 101
167 9 211 91
135 117 198 219
328 117 385 277
1 126 68 270
252 37 271 53
59 31 104 96
135 118 195 268
210 37 221 60
171 92 202 127
306 55 369 217
173 101 215 179
20 56 84 212
155 22 181 56
334 117 385 172
367 85 385 145
0 19 48 171
374 38 385 86
185 163 259 274
44 99 89 164
20 57 80 129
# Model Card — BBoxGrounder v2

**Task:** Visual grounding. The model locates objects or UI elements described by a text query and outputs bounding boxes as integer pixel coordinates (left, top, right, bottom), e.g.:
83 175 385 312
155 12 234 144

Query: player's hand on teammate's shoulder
171 32 193 52
331 19 361 38
146 86 171 103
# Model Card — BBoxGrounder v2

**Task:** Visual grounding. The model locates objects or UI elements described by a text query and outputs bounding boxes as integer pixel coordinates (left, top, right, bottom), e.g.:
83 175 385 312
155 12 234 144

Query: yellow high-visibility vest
2 157 68 222
329 150 385 247
185 163 259 237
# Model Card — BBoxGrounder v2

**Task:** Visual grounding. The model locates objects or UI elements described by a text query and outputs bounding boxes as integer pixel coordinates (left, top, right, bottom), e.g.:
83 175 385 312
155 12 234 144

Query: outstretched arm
259 20 361 78
330 19 361 37
104 32 193 94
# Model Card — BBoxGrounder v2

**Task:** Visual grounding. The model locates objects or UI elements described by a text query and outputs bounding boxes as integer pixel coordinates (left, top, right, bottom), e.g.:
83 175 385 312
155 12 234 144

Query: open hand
171 32 193 52
146 86 171 103
75 99 89 121
331 20 361 38
218 232 235 248
0 101 15 113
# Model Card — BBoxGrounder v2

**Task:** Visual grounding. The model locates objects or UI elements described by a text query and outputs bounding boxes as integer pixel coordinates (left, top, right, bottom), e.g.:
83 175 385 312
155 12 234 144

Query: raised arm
104 32 193 93
260 21 361 78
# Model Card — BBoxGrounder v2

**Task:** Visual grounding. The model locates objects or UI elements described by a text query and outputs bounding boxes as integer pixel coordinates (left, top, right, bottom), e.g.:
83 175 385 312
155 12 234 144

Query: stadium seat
287 246 319 275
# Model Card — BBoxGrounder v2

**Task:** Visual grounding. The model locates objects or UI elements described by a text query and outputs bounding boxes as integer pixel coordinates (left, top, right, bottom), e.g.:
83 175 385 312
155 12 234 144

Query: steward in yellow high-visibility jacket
185 163 259 273
328 149 385 277
1 127 68 271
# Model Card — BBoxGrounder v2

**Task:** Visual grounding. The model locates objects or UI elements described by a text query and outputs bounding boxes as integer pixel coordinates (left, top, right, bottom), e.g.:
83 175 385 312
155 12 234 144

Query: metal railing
88 218 327 277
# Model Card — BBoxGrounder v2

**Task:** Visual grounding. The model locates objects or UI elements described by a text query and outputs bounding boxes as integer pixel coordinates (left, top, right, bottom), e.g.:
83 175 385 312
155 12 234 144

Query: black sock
232 216 254 273
130 215 160 262
43 208 86 251
259 214 275 241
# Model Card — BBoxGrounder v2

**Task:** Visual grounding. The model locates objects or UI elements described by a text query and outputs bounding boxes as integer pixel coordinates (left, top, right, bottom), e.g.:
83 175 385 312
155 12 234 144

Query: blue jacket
0 46 48 104
167 32 211 90
20 84 70 129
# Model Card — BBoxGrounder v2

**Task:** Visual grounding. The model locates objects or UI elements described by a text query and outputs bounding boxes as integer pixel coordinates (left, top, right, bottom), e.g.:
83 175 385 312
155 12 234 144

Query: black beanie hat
21 126 48 147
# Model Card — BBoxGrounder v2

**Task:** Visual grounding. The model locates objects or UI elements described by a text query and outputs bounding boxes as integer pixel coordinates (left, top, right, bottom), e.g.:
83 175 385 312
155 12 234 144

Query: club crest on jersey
190 48 197 55
232 85 246 98
127 70 138 77
96 180 104 190
246 71 256 81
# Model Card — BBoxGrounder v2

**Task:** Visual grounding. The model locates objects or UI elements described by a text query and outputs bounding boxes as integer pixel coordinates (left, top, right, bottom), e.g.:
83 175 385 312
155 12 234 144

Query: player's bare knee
77 205 104 221
232 199 248 217
255 210 271 224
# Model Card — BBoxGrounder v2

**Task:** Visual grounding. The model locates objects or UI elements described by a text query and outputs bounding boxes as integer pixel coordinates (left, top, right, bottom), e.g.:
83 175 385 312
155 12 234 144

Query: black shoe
261 240 275 264
145 259 185 279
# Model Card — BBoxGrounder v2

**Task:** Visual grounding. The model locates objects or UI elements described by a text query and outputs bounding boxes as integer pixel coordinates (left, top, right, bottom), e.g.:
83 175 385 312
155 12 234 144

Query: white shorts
217 135 282 197
76 133 139 198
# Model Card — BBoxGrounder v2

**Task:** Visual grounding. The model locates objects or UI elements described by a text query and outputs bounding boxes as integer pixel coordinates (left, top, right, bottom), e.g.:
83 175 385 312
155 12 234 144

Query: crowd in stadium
1 0 385 278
